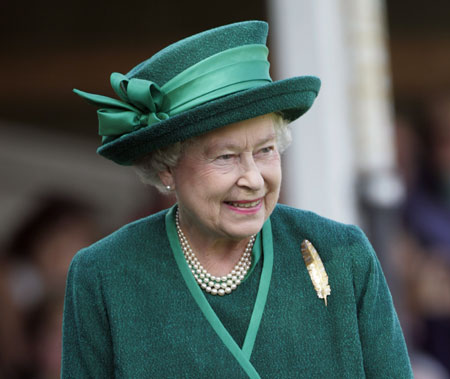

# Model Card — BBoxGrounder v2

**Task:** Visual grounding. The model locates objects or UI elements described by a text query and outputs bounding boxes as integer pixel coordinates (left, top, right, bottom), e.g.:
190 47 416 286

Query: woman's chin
220 218 265 240
219 200 269 238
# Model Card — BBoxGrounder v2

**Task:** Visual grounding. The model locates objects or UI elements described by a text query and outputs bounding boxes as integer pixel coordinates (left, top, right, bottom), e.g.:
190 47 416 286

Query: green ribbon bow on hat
74 73 170 138
74 44 272 140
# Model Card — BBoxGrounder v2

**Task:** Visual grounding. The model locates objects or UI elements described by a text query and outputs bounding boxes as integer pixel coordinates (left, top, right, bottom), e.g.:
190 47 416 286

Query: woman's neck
179 222 252 277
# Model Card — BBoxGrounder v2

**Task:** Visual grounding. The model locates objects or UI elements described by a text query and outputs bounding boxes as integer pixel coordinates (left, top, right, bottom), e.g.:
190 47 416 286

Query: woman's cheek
257 154 281 169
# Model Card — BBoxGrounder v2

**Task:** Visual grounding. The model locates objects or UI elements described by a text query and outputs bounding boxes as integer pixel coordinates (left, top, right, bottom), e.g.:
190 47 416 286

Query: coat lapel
165 206 273 378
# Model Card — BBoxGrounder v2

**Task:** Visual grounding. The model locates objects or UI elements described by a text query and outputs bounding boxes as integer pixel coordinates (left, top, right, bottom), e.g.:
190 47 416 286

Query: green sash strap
74 44 272 139
165 205 274 379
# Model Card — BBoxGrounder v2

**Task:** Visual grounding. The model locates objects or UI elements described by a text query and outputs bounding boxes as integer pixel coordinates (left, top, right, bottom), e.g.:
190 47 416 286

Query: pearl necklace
175 210 255 296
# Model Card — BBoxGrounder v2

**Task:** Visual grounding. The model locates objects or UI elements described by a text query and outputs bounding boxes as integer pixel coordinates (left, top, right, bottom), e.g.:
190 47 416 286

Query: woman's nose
236 154 264 190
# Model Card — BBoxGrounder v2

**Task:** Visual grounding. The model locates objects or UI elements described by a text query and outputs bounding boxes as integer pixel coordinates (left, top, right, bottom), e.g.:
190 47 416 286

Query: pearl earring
166 185 171 191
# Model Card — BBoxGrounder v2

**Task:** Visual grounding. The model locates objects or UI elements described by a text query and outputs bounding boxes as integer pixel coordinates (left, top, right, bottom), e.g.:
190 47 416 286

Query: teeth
229 200 260 208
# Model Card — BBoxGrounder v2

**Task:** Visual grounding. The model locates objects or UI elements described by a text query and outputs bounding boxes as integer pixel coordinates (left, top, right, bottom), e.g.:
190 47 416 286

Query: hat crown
127 21 269 86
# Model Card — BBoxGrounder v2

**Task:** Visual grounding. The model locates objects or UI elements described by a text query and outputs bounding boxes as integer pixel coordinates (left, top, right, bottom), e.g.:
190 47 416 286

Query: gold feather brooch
301 239 331 306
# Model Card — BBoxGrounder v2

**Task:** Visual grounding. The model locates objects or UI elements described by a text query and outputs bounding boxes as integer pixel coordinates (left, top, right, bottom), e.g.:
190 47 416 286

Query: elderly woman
62 21 412 378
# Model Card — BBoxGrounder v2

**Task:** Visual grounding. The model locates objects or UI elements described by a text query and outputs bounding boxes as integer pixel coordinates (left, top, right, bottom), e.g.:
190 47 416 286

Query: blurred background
1 0 450 378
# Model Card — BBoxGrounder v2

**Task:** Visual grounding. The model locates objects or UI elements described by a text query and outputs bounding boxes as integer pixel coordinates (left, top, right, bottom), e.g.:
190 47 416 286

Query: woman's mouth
224 199 263 214
226 199 261 208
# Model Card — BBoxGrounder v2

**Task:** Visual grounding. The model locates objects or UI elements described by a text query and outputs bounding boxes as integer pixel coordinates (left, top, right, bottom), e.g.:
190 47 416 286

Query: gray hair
133 113 292 193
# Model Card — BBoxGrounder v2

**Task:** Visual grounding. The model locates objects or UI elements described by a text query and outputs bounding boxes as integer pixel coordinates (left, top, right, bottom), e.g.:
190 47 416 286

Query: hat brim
97 75 320 165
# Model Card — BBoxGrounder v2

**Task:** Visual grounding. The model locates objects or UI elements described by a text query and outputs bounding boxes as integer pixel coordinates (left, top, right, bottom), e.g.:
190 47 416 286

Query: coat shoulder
71 208 169 268
271 204 375 266
272 203 365 245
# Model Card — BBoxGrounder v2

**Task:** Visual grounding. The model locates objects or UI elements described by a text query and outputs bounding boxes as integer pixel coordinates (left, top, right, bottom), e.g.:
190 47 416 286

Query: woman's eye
259 146 274 154
217 154 234 160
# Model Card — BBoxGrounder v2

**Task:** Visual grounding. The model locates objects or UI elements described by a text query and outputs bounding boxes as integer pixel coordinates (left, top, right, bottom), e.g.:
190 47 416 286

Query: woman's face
165 114 282 243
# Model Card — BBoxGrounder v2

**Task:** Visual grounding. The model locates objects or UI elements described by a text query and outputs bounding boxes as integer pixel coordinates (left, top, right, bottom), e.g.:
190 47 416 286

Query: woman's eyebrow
205 133 277 154
254 133 277 147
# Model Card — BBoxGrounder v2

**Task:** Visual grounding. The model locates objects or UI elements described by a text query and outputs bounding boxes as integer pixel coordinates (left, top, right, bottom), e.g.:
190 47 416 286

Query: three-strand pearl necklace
176 210 255 296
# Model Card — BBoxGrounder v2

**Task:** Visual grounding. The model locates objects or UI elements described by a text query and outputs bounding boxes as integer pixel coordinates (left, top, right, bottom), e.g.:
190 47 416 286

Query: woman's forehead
197 115 276 148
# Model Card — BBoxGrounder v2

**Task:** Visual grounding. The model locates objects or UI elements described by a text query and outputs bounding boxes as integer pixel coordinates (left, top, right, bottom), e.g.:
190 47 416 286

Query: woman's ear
158 168 175 190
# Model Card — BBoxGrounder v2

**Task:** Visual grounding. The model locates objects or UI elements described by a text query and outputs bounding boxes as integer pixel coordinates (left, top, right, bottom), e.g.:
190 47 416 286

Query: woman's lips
224 198 263 213
225 199 261 208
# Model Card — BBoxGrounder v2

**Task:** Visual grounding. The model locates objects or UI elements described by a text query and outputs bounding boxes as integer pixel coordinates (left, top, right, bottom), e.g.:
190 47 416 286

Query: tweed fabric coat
61 204 412 378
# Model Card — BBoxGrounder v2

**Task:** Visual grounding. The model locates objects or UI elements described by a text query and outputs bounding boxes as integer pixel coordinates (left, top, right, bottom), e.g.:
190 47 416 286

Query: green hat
75 20 321 166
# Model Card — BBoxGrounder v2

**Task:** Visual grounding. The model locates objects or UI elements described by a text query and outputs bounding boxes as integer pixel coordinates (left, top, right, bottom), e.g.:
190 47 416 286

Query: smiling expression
161 114 282 245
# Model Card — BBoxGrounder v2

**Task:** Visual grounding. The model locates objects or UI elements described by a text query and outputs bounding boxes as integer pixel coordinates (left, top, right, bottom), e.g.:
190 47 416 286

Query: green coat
61 204 412 378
